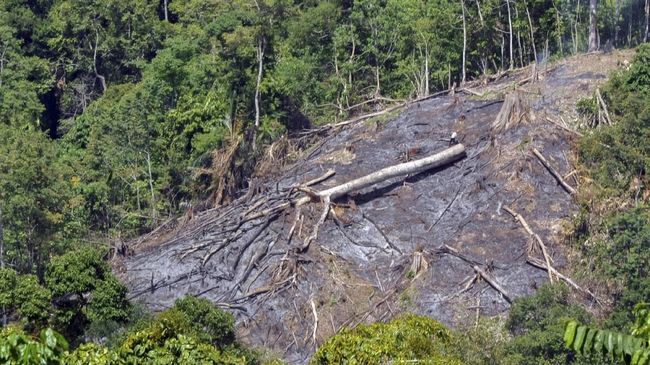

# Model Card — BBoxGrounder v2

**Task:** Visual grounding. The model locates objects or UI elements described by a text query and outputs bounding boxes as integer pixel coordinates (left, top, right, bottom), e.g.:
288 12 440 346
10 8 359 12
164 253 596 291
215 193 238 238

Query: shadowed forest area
1 0 649 363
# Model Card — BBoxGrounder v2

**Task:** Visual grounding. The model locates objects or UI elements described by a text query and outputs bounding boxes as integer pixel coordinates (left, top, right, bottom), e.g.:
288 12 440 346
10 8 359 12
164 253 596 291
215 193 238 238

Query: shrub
311 313 461 365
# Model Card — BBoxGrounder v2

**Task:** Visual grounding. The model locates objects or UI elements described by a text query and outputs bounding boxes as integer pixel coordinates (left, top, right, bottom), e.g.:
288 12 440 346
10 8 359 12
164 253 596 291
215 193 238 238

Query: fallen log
531 148 576 195
473 265 512 303
304 144 466 203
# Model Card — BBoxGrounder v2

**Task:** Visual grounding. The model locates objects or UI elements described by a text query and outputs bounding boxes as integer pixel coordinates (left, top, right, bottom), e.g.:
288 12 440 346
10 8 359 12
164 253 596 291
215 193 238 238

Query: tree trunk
476 0 485 26
164 0 169 21
145 151 157 222
253 39 265 151
526 4 538 63
424 44 429 97
296 144 466 205
461 0 467 84
0 206 5 326
506 0 514 69
588 0 598 51
643 0 650 43
93 29 107 93
515 5 524 67
0 206 4 270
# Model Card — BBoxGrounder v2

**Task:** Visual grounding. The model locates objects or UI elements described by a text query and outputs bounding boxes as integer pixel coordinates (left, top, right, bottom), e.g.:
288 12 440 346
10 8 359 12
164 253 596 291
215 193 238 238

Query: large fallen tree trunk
246 144 466 223
296 143 466 205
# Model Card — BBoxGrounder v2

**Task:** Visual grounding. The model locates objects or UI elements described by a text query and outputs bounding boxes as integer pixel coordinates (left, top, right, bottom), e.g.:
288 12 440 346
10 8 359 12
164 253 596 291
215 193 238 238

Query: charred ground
116 51 633 363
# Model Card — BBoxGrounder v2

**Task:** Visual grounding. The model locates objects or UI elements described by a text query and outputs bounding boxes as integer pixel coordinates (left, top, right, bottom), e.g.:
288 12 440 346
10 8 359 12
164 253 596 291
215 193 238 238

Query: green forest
1 0 649 363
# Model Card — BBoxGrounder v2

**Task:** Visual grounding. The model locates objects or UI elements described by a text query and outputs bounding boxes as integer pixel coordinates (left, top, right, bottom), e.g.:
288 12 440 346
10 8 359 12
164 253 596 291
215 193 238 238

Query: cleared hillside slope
116 50 633 363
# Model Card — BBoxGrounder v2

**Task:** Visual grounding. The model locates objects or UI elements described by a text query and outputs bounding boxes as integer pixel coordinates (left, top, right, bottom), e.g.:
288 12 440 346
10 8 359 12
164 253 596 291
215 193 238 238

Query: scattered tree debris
531 148 577 195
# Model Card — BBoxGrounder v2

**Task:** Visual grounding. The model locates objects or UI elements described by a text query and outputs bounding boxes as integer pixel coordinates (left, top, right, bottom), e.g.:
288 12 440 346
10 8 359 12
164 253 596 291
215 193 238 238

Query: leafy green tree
45 247 129 339
0 126 83 275
0 24 52 128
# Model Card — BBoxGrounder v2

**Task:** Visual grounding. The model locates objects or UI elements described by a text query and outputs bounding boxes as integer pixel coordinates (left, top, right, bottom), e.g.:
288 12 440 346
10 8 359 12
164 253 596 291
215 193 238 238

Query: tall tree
589 0 599 51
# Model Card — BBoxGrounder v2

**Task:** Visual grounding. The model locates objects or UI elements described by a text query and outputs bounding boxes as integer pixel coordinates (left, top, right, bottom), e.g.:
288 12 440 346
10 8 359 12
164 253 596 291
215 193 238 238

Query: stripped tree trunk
253 39 265 151
299 144 466 204
645 0 649 43
526 3 538 63
588 0 599 51
461 0 467 84
506 0 514 69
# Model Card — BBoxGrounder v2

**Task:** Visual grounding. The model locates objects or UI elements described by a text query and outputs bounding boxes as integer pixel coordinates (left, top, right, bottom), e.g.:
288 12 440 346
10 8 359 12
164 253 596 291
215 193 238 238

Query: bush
311 314 461 365
501 284 608 365
172 296 236 347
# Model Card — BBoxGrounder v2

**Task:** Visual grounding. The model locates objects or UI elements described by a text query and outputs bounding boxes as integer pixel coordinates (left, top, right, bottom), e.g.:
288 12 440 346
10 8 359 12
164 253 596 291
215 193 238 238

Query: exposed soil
115 50 634 364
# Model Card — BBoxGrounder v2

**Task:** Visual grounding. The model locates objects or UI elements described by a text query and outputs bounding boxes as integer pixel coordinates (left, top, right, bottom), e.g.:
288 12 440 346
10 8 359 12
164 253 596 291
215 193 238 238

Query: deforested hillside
117 50 634 363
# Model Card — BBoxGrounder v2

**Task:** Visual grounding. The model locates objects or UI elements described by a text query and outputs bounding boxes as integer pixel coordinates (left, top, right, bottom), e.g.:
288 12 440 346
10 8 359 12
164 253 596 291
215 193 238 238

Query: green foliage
500 284 605 365
172 296 236 347
45 247 129 339
563 303 650 364
0 327 68 365
579 45 650 197
118 299 255 365
14 274 52 330
311 313 461 365
0 126 84 275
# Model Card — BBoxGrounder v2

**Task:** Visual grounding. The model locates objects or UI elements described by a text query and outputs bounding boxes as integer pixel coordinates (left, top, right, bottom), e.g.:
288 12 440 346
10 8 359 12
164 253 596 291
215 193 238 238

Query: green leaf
639 350 650 365
573 325 587 353
594 330 605 353
632 348 644 365
564 321 578 348
583 328 596 354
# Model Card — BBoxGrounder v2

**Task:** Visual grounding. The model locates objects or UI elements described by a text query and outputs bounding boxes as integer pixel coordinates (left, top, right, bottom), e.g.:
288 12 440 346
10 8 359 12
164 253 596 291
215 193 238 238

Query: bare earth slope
116 50 633 363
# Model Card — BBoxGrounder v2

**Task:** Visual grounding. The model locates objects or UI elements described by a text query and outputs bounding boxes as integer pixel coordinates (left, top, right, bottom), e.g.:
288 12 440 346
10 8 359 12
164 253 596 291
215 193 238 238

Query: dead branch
310 298 319 346
503 206 555 283
545 116 583 137
433 244 484 267
299 197 331 252
526 257 602 305
595 88 613 126
362 211 402 254
227 217 275 274
300 169 336 188
473 265 512 303
531 148 577 195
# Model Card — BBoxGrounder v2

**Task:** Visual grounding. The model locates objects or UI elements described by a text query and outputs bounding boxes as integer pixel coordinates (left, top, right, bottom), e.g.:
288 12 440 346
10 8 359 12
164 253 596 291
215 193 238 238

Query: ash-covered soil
115 51 633 363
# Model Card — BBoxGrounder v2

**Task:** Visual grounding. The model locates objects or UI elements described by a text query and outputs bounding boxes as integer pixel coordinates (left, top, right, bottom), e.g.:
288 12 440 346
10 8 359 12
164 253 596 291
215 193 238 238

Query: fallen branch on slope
473 265 512 304
503 206 556 283
526 257 602 305
531 148 576 195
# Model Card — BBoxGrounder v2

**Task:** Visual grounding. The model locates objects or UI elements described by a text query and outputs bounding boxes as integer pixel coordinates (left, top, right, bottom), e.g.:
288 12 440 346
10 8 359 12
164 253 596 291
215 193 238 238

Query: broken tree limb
595 88 613 126
503 206 556 283
531 148 576 195
473 265 512 303
310 298 319 346
299 196 331 252
526 257 602 305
